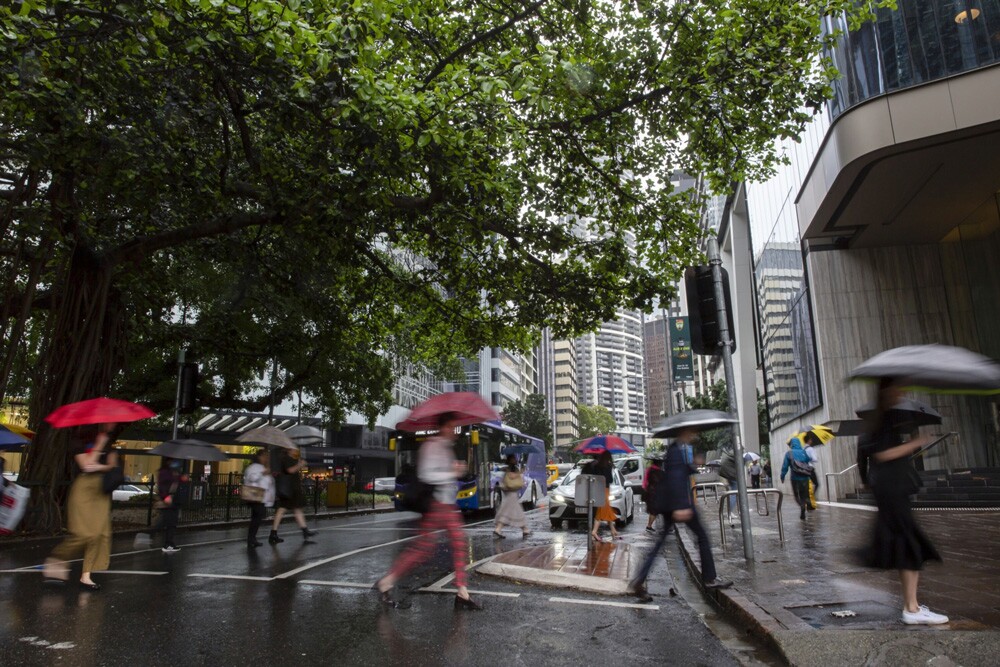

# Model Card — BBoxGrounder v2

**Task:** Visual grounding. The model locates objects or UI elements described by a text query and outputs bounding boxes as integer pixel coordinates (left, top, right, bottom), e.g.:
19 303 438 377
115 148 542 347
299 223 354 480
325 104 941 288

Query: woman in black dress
268 447 317 544
858 379 948 625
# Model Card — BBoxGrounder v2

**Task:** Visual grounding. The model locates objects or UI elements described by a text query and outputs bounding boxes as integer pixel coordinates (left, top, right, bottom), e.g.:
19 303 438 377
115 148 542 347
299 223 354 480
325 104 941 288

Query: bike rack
693 481 728 504
717 488 784 548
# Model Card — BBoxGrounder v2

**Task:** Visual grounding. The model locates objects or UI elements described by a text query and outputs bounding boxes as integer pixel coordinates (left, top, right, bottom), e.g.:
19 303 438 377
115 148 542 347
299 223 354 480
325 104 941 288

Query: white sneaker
902 605 949 625
161 546 181 553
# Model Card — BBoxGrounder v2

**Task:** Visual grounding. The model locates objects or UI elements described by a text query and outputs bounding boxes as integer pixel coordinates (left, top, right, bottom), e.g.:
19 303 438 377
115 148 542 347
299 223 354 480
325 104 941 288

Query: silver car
548 467 634 529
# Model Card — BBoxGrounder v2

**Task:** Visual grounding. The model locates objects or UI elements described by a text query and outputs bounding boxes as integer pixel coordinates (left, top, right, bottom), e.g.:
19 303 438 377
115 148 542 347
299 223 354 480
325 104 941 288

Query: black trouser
634 506 717 585
151 507 179 547
751 474 760 489
247 502 266 543
791 478 810 512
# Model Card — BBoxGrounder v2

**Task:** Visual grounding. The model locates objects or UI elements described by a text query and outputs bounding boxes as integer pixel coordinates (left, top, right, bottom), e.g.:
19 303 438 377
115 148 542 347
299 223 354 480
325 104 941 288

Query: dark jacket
653 442 697 514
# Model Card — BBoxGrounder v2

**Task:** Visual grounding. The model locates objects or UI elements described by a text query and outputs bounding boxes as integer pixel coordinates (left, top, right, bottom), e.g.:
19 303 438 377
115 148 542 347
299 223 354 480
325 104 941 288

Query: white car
373 477 396 493
614 455 645 497
112 484 147 502
548 467 634 529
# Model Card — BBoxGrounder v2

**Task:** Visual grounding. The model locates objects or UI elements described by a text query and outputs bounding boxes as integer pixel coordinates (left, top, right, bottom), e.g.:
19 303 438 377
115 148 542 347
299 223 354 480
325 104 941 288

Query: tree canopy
1 0 885 529
500 393 552 452
577 403 616 440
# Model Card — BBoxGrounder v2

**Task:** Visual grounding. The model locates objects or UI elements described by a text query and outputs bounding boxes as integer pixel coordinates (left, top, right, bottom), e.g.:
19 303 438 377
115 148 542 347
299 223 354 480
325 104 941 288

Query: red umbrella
44 398 156 428
572 434 637 455
396 392 499 432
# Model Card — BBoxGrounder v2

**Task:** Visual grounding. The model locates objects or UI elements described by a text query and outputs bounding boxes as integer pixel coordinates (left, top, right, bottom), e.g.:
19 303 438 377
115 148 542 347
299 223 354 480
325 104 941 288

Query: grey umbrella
650 409 738 438
285 424 324 446
849 344 1000 393
149 439 229 461
856 397 943 426
236 425 298 450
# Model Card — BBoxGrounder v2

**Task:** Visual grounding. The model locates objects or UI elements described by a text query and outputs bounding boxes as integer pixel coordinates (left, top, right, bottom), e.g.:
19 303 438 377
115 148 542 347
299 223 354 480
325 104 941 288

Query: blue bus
391 421 547 513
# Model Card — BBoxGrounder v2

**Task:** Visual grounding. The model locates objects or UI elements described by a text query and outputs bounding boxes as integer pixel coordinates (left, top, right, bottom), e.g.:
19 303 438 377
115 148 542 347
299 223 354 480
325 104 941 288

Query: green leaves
1 0 880 426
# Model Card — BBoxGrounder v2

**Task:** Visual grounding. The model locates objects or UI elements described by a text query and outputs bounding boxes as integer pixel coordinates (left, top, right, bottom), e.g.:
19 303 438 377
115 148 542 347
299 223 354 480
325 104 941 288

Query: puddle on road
664 543 785 667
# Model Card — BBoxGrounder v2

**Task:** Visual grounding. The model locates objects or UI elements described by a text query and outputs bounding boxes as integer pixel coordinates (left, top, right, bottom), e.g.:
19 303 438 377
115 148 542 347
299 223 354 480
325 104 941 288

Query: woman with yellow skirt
588 451 621 542
44 425 117 590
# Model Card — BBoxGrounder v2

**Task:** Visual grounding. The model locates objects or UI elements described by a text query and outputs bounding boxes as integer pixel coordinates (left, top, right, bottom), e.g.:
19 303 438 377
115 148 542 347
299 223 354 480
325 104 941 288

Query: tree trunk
20 245 126 533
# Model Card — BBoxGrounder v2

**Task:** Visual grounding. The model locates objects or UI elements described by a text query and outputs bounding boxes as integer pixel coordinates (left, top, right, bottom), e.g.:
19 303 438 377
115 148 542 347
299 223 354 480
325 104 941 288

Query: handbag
501 472 525 492
241 484 265 502
102 464 126 495
399 480 434 514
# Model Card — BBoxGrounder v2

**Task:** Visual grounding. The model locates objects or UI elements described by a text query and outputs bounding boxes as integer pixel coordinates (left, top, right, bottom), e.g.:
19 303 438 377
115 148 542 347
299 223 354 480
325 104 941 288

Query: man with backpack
630 428 733 602
781 435 818 520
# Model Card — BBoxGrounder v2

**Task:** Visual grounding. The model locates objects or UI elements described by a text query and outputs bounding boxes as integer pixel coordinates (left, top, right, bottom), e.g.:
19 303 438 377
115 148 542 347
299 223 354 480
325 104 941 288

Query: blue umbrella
0 425 30 450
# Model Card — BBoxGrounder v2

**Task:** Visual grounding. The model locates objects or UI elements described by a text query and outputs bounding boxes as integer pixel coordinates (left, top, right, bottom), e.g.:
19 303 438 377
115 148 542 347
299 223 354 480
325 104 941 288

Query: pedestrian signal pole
171 348 185 440
708 239 755 562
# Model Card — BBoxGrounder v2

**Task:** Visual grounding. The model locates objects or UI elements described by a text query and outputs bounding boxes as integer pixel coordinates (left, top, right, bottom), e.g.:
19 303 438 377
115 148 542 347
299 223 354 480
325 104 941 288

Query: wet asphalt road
1 507 742 666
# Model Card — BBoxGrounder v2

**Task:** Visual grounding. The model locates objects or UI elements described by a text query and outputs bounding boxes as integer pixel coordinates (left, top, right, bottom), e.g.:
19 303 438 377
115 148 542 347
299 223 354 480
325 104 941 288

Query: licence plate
575 507 589 514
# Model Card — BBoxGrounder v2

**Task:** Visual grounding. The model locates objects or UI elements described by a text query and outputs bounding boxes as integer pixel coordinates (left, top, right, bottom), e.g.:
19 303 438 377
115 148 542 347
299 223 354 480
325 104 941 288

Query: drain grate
785 600 899 628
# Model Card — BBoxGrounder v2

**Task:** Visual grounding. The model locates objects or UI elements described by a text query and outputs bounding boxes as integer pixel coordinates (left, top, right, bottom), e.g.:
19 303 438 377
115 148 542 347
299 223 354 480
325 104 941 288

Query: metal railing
717 488 784 548
694 481 728 504
824 464 858 504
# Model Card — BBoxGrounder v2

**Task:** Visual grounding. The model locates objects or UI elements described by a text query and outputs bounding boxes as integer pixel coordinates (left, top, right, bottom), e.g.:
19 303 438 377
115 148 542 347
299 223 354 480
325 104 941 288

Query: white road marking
299 580 375 589
188 574 273 582
548 596 660 611
93 570 168 576
417 588 520 598
816 501 877 512
273 534 425 579
48 642 76 650
425 554 499 590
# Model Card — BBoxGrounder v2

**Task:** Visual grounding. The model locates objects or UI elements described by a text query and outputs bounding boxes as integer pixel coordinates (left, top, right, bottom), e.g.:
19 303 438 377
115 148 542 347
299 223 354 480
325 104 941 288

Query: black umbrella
650 409 738 438
849 344 1000 393
856 397 943 426
149 439 229 461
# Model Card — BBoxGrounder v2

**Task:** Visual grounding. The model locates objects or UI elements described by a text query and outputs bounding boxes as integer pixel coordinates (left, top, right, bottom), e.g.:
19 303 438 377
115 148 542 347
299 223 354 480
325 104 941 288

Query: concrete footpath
674 495 1000 666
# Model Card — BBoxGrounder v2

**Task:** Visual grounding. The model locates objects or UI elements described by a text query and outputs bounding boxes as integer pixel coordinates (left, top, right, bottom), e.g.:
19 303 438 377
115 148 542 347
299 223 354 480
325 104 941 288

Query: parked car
549 467 634 529
614 455 644 497
364 477 396 493
112 484 147 502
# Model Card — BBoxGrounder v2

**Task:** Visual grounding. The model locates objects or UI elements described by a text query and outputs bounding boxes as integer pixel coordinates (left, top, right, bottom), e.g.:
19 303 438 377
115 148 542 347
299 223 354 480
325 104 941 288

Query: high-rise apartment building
538 330 579 449
576 310 648 448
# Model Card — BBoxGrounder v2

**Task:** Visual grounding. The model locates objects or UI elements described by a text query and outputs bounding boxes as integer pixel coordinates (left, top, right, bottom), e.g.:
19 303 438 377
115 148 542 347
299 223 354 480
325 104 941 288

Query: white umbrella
650 409 738 438
236 425 298 450
150 439 229 461
743 451 760 463
849 344 1000 393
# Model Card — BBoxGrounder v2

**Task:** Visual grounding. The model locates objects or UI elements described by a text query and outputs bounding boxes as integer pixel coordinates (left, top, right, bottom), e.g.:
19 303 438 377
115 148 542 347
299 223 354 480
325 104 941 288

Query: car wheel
530 485 538 507
550 518 561 529
627 498 635 523
493 487 502 509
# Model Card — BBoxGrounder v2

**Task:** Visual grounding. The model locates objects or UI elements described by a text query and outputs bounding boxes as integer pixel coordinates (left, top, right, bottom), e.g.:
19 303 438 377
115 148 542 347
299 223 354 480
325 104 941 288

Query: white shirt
244 462 275 507
418 436 458 505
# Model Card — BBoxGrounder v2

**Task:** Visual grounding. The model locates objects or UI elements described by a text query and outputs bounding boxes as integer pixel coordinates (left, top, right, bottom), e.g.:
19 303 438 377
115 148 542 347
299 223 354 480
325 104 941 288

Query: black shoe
268 532 284 544
247 540 263 548
79 581 101 591
800 508 806 520
492 531 505 539
631 582 653 603
302 528 317 538
454 595 482 610
704 578 733 590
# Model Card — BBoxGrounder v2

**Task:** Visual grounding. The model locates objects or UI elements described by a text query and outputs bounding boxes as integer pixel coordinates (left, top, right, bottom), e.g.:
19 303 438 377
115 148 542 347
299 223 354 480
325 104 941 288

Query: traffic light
178 362 199 414
684 265 736 355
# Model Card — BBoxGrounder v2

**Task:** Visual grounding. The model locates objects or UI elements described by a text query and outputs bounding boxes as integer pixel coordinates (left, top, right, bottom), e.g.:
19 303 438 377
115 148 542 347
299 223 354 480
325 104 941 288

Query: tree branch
106 210 282 266
422 0 548 86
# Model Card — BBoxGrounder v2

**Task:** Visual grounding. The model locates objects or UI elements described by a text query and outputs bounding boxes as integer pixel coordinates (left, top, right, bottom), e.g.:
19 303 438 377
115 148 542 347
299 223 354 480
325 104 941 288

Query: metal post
225 471 233 522
171 349 186 440
708 238 755 561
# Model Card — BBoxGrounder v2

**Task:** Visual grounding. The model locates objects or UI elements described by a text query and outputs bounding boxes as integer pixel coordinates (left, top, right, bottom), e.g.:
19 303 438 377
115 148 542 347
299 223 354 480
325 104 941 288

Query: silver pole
707 238 754 561
171 348 185 440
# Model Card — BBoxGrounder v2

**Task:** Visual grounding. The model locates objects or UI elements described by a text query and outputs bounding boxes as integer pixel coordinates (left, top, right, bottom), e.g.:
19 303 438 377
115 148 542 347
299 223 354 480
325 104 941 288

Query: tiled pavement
674 494 1000 665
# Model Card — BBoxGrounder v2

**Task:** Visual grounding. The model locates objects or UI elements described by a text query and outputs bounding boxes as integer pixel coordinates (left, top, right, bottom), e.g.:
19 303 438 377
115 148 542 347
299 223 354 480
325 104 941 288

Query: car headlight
552 493 566 503
611 492 622 500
